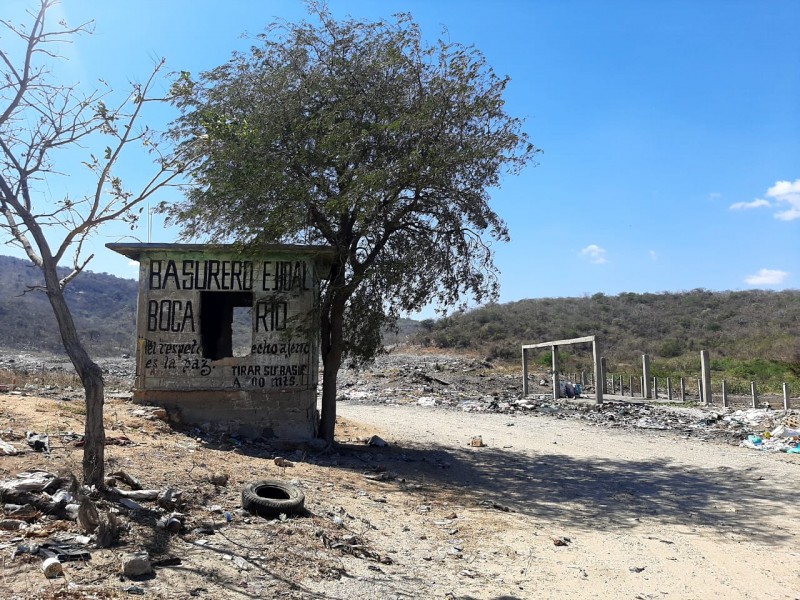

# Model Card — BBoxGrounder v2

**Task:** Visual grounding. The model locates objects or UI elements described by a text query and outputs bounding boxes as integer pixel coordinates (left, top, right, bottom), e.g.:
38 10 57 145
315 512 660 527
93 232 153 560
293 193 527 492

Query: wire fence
557 369 796 409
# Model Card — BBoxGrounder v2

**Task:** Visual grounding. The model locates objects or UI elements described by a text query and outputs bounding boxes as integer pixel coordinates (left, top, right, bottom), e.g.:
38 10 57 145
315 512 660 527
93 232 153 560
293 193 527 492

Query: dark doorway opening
201 291 253 360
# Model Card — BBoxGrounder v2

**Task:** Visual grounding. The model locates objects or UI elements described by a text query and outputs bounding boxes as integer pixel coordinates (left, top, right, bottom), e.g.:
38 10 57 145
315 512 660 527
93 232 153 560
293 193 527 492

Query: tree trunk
42 262 106 487
318 290 346 443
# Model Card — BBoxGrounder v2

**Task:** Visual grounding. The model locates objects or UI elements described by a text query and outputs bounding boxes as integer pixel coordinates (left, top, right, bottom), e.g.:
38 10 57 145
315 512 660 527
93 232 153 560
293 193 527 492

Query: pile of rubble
337 352 800 453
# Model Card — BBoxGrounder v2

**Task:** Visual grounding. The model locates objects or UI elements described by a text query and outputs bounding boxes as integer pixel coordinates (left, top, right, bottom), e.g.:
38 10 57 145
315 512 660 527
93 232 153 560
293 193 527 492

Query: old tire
241 480 305 518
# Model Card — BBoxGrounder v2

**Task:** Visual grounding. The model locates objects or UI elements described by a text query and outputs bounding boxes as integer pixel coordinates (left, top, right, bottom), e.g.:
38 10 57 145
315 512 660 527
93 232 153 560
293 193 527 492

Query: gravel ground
1 349 799 599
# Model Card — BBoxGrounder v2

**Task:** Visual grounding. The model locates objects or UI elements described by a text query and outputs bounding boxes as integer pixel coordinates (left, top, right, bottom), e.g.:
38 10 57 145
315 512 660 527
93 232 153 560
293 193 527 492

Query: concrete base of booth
132 388 317 440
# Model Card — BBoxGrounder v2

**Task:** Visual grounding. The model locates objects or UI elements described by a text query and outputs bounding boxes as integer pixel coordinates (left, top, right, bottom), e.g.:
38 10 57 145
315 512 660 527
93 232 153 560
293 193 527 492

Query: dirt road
335 401 800 599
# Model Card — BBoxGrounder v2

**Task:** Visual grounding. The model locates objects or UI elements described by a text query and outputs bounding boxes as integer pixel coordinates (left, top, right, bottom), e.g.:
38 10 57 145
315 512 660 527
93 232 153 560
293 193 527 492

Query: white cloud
648 250 658 261
128 260 139 267
579 244 607 264
729 199 770 210
744 268 789 286
767 179 800 221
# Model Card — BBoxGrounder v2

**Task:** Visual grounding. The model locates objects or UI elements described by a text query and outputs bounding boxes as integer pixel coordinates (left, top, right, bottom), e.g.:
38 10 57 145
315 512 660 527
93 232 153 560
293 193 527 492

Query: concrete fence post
522 347 529 396
721 380 728 408
642 354 652 399
600 357 608 394
751 381 757 408
592 340 603 404
700 350 712 406
552 345 560 400
697 379 703 402
653 376 659 400
667 377 672 401
680 377 686 402
784 383 790 410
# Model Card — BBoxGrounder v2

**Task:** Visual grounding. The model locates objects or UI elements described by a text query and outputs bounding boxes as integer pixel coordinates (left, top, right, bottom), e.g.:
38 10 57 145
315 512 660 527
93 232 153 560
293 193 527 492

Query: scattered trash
367 435 388 447
0 519 27 530
740 418 800 453
41 556 63 578
157 513 184 533
158 487 183 510
0 470 57 494
629 566 646 573
364 471 397 482
106 470 142 490
470 436 485 447
118 497 145 511
0 438 19 455
37 541 91 562
478 500 512 512
25 431 50 453
241 480 305 518
552 536 571 547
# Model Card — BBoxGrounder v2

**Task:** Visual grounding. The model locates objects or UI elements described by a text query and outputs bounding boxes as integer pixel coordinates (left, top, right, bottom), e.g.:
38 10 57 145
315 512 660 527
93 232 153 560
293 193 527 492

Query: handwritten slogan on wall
137 254 318 392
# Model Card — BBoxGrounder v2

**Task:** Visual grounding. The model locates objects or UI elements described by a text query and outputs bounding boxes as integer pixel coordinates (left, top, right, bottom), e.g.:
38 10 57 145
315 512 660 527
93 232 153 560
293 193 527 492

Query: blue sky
5 0 799 314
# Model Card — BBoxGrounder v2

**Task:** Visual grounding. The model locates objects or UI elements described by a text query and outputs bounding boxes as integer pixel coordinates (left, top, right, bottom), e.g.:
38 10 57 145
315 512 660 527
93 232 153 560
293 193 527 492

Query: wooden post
667 377 672 401
721 380 728 408
522 347 529 396
680 377 686 402
751 381 757 408
620 375 624 396
653 376 659 400
784 383 790 410
629 375 633 397
611 375 615 394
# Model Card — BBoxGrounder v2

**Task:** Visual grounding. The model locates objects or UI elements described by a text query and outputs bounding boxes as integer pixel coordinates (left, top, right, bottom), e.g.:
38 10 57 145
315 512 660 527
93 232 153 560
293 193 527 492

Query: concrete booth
107 243 335 440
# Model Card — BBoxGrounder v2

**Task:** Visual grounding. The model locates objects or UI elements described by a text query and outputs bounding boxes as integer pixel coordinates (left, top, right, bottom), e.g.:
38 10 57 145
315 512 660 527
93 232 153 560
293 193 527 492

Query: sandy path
337 402 800 599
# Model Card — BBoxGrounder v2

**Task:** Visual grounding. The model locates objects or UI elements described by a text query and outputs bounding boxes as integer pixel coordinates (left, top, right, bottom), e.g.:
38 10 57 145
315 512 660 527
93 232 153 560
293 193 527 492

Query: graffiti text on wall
148 260 310 292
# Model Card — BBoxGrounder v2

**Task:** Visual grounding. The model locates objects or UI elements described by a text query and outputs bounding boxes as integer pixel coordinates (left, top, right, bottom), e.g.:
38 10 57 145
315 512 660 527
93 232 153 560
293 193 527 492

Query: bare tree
0 0 181 485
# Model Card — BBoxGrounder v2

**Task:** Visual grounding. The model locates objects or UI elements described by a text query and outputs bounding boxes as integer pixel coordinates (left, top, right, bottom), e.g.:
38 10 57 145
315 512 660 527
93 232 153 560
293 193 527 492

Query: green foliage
167 5 537 366
414 289 800 390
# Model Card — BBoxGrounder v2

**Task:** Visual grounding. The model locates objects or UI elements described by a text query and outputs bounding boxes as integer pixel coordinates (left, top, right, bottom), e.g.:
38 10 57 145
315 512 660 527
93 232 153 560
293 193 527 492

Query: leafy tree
0 1 180 485
167 5 537 442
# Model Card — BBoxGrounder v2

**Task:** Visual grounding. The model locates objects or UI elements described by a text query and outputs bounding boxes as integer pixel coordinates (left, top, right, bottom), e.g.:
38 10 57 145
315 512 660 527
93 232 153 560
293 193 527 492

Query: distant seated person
565 382 576 398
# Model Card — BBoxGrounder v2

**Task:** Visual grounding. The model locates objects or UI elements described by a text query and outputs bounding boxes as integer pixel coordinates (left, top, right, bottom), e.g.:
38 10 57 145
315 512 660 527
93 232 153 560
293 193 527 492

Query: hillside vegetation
414 289 800 391
0 255 137 356
1 254 798 390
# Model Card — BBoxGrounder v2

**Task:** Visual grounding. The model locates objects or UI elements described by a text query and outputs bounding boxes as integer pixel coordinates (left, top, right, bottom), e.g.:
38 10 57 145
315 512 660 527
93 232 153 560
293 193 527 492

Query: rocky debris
334 352 799 451
122 551 153 577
